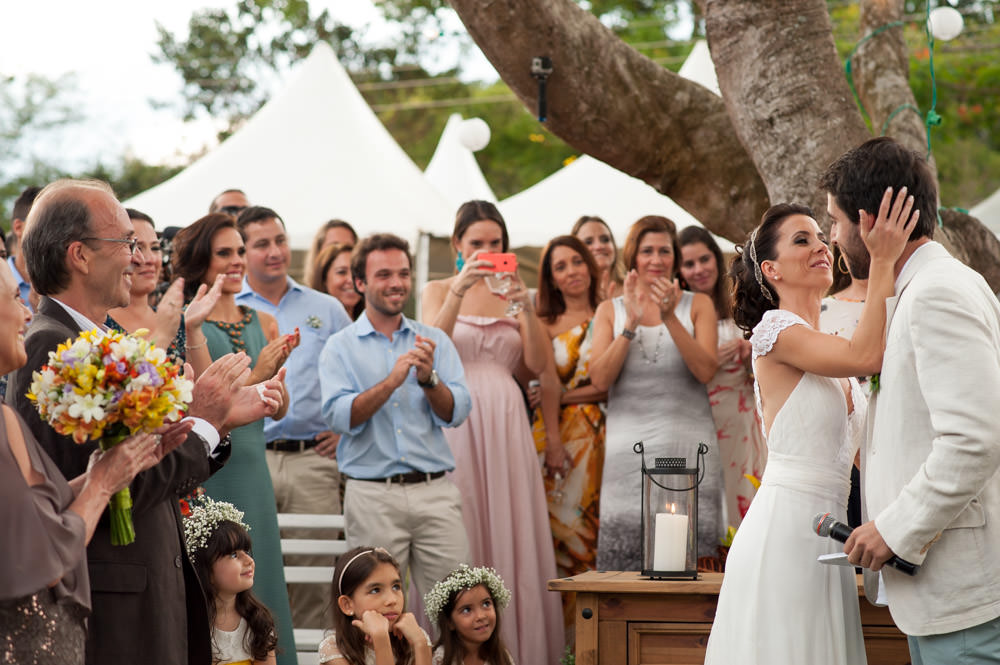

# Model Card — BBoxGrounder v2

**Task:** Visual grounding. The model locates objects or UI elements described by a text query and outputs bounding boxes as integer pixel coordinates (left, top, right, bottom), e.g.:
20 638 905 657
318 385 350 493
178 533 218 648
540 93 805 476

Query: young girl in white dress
319 547 432 665
704 192 917 664
185 498 278 665
424 565 515 665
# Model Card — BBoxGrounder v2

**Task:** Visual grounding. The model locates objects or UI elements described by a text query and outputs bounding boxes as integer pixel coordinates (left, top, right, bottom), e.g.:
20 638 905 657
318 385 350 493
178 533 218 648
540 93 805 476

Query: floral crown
182 497 251 557
423 564 511 626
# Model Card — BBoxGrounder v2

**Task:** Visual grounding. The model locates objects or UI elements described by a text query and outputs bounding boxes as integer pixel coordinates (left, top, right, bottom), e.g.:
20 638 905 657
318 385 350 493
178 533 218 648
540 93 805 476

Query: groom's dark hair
819 136 936 241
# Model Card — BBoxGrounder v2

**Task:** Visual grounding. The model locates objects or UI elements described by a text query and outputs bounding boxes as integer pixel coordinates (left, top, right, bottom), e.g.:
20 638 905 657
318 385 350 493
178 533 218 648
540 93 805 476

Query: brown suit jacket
7 296 230 665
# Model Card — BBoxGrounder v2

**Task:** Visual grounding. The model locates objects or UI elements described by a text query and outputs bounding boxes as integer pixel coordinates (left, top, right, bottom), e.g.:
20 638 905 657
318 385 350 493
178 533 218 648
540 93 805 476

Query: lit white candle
653 503 688 571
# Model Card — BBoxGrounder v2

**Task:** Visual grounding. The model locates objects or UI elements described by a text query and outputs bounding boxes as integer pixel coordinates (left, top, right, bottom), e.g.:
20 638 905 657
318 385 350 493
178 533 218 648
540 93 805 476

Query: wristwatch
418 369 440 388
621 328 637 340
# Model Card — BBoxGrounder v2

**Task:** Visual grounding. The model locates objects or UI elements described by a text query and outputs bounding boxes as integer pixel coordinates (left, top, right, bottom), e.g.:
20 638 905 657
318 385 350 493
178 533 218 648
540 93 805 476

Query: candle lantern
634 441 708 580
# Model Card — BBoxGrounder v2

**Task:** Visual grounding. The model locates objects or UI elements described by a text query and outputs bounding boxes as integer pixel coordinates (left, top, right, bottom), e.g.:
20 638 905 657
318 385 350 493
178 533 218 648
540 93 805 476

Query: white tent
497 40 732 251
972 187 1000 237
124 42 454 247
678 39 721 96
423 114 496 210
498 155 734 251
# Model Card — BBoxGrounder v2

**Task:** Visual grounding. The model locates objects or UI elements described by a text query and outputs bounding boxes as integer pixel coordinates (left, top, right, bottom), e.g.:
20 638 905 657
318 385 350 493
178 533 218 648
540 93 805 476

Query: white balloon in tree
928 6 964 42
458 118 491 152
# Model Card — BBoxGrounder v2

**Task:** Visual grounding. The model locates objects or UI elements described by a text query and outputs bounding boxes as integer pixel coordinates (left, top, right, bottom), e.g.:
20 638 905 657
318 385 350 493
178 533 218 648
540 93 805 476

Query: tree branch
447 0 769 242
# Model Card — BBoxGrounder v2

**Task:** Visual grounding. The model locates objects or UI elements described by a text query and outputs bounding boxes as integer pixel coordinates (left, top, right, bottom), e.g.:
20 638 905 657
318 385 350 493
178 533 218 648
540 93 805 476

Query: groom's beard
840 230 871 280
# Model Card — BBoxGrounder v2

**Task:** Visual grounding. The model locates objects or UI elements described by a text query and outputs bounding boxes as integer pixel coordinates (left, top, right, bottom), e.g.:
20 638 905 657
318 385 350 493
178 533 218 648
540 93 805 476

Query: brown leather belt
265 439 318 453
349 470 446 485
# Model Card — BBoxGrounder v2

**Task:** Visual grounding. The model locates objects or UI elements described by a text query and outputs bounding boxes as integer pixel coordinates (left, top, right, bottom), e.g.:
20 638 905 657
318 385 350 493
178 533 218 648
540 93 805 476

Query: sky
1 1 492 170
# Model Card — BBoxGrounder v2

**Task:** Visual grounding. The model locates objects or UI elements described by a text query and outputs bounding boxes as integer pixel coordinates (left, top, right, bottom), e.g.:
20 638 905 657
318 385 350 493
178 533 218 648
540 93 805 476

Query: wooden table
549 571 910 665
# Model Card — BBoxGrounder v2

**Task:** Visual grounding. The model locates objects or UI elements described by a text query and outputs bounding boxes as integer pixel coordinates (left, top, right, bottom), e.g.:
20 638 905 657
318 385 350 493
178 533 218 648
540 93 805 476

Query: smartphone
479 252 518 272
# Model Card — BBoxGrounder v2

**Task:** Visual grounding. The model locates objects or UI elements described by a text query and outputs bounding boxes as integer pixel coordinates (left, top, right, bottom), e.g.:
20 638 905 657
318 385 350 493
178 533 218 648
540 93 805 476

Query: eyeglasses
83 237 138 254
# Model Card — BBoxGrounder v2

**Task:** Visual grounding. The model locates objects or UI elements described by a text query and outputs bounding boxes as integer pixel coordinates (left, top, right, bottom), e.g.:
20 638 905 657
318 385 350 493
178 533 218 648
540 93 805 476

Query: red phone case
479 252 518 272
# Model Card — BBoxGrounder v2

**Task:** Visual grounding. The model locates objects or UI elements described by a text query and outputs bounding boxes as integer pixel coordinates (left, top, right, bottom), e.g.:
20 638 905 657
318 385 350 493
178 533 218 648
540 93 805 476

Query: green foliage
829 1 1000 209
0 74 83 228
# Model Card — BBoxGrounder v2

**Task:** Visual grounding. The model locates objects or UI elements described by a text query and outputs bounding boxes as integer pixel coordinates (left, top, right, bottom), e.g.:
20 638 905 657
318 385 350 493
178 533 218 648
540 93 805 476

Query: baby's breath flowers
423 564 511 626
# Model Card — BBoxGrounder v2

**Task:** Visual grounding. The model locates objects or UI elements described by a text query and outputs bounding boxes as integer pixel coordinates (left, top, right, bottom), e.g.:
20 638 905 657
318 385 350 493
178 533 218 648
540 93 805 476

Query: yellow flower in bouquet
27 328 194 545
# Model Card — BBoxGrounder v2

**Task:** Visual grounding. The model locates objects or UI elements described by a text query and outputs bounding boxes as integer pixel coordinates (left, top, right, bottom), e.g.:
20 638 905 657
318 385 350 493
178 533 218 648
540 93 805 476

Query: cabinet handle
581 607 593 620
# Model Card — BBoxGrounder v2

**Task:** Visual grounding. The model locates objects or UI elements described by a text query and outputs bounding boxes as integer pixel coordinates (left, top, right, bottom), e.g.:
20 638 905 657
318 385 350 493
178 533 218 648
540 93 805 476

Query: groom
822 137 1000 664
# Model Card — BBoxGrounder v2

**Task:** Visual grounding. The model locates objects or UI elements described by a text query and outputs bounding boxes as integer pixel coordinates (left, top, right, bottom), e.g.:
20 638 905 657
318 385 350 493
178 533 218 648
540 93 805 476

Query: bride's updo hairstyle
731 203 814 338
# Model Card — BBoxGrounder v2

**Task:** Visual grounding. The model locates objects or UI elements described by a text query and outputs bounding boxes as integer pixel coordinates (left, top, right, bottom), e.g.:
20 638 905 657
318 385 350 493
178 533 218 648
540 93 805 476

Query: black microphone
812 512 919 576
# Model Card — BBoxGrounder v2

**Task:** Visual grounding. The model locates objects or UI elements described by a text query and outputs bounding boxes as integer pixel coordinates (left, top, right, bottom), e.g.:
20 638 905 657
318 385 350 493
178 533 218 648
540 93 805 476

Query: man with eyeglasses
7 178 287 665
208 188 249 216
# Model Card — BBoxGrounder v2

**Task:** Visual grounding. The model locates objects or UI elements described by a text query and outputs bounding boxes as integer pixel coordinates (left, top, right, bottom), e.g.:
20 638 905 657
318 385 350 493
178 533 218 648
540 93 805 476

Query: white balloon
929 6 963 41
458 118 491 152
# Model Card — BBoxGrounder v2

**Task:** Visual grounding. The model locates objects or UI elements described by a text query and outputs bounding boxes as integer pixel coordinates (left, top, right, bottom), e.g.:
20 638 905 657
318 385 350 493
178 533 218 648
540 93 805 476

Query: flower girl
319 547 432 665
424 565 515 665
185 498 278 665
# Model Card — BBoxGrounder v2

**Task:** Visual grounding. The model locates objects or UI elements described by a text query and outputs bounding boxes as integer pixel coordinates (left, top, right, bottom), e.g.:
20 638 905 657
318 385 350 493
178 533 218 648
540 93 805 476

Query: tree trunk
447 0 769 242
702 0 870 217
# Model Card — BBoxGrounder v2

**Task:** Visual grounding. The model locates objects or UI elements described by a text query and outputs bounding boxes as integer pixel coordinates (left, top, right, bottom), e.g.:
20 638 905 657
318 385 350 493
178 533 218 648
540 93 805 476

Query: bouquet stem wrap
100 430 134 546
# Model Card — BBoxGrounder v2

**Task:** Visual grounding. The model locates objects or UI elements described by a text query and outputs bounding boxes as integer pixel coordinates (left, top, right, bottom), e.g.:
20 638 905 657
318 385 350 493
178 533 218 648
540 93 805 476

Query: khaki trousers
266 449 341 630
343 476 469 626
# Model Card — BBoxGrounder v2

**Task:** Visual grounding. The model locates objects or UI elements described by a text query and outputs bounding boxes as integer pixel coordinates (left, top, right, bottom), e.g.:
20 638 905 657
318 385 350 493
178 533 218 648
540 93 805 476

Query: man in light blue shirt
320 233 471 618
234 206 351 629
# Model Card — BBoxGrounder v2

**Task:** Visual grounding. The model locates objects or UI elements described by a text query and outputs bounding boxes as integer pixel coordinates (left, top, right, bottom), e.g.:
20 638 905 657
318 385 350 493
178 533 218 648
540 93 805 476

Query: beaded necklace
636 325 664 365
206 306 253 354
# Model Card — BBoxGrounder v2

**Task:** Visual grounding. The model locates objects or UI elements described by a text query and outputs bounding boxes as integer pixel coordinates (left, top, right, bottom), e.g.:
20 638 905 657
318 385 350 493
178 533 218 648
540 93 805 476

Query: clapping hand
253 331 299 382
228 367 286 429
649 276 681 320
410 335 436 384
622 270 645 328
183 274 225 329
186 353 253 430
151 278 186 349
859 186 919 264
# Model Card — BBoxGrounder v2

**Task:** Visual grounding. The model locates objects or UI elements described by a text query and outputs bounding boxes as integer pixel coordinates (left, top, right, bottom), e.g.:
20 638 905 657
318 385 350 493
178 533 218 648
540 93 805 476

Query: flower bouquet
28 329 193 545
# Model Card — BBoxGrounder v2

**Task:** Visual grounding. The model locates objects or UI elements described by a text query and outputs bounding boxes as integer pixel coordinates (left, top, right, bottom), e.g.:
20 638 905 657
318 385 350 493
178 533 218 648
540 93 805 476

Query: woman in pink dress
421 200 563 665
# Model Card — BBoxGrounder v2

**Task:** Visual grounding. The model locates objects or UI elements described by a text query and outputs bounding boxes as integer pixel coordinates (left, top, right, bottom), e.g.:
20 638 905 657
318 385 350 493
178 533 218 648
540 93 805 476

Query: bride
704 189 917 664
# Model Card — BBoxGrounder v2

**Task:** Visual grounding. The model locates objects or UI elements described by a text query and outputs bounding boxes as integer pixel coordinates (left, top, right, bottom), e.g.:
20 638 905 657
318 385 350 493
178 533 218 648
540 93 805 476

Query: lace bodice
751 309 808 359
750 309 864 474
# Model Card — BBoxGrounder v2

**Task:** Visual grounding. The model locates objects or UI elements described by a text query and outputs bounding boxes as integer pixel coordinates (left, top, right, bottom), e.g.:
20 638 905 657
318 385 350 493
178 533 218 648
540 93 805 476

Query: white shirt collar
49 297 106 332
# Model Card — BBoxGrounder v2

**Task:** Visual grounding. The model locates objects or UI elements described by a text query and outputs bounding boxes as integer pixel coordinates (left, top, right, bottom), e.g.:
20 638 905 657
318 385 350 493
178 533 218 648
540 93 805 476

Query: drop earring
838 253 851 275
455 250 465 272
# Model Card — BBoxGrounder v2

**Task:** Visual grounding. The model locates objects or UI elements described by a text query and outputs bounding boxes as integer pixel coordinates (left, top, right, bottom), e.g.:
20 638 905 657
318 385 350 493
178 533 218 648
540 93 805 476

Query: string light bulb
928 6 964 41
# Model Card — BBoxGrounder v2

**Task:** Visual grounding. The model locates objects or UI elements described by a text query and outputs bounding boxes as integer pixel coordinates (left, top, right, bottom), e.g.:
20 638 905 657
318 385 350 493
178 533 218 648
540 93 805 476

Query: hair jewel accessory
748 229 777 305
337 547 391 596
182 497 250 557
455 250 465 273
423 564 511 626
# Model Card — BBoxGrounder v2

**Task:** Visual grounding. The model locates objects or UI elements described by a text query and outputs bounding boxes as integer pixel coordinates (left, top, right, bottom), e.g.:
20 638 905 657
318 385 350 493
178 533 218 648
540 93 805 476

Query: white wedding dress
704 310 867 665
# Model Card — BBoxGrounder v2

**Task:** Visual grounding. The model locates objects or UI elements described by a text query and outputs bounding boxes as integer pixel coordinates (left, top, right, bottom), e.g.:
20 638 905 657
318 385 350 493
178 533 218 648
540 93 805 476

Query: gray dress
596 293 723 570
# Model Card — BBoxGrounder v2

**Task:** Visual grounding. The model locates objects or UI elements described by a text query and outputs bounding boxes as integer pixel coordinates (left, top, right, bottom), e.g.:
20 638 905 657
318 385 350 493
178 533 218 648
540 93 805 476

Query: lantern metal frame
634 441 708 580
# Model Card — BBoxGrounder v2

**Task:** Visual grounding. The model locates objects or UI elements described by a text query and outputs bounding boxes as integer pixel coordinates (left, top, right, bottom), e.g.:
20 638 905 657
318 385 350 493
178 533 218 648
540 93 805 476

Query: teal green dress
202 307 297 665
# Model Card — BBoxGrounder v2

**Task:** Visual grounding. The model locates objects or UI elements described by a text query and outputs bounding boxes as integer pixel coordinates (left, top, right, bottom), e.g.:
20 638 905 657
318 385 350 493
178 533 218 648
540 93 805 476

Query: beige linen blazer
866 241 1000 635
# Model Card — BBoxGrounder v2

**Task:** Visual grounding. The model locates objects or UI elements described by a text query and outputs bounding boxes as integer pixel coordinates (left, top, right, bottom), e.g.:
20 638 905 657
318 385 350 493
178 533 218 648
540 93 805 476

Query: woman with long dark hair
705 194 915 664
